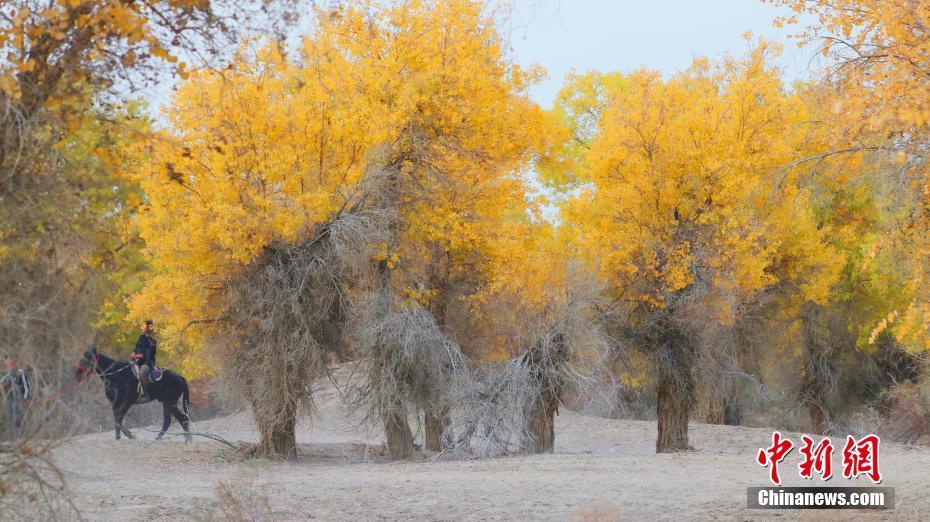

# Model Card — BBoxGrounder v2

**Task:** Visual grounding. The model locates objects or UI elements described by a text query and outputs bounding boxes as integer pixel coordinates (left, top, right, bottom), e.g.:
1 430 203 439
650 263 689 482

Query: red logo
756 431 794 485
841 434 882 483
757 432 882 485
798 435 834 480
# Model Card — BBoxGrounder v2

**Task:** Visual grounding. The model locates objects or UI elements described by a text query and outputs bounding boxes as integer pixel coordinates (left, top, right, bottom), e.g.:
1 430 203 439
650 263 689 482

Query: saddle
130 365 164 383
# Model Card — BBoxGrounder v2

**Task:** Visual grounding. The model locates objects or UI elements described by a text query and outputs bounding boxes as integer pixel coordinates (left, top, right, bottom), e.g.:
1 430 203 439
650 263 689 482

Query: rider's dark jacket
132 334 157 368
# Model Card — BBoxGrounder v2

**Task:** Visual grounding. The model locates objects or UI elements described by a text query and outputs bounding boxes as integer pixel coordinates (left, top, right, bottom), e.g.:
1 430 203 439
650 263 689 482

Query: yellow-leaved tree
125 0 553 458
771 0 930 351
558 44 843 452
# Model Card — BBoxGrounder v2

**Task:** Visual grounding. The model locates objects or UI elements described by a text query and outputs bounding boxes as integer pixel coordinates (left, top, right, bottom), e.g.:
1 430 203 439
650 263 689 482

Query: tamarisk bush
438 268 614 458
351 297 470 459
219 207 389 459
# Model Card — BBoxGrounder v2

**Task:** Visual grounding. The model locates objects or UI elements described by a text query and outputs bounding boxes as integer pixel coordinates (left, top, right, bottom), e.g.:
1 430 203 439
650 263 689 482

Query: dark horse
77 346 192 442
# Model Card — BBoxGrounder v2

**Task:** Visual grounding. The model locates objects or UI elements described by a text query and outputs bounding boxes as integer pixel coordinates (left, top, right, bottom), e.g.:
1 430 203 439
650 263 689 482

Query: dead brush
0 358 86 520
439 268 616 458
190 475 305 522
210 479 273 522
349 293 471 459
217 205 392 460
883 377 930 444
572 498 622 521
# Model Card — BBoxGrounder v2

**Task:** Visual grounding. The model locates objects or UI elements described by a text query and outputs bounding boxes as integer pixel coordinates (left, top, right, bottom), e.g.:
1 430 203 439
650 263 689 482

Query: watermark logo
748 487 894 510
798 435 833 480
756 431 794 485
756 431 883 485
750 432 891 510
841 434 882 483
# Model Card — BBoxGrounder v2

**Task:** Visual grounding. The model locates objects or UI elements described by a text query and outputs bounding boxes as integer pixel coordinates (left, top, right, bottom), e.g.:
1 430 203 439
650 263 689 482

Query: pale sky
504 0 818 108
142 1 819 116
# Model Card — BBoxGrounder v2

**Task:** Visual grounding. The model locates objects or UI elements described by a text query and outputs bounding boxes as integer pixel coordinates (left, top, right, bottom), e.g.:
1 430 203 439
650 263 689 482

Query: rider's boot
136 386 153 404
136 367 154 404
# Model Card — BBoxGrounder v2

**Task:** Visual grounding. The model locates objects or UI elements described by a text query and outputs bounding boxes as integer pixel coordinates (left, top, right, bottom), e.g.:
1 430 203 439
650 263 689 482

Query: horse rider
131 319 158 404
2 357 30 428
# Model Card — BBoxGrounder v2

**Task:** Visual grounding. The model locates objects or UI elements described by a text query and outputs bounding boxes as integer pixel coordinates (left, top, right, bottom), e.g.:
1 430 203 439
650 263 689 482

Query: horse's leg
118 417 135 439
116 403 135 440
170 406 192 444
156 402 172 441
112 405 122 440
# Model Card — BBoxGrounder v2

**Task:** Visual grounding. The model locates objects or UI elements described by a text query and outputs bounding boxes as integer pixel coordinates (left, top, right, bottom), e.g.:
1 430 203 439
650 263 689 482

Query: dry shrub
211 479 273 522
443 357 539 457
440 269 615 458
692 314 774 426
190 476 299 522
0 439 73 520
219 207 389 460
351 295 470 459
350 286 613 459
0 355 91 520
572 498 622 521
883 377 930 444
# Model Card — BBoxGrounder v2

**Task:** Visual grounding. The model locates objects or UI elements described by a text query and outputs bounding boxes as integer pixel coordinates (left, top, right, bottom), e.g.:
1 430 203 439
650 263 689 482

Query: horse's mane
95 351 130 371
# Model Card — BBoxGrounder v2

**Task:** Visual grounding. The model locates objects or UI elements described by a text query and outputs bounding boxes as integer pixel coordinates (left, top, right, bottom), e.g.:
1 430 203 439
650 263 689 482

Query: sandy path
51 372 930 521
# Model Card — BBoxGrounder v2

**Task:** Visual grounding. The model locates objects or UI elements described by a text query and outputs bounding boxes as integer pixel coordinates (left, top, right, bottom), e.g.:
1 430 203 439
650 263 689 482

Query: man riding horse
131 319 158 404
77 322 192 441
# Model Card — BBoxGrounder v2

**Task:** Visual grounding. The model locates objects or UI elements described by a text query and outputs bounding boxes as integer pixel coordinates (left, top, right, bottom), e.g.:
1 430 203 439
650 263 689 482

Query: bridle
75 352 98 381
77 353 132 380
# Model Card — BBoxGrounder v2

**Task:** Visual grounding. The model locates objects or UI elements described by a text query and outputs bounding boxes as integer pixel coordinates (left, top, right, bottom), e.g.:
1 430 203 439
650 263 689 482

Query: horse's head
76 345 98 381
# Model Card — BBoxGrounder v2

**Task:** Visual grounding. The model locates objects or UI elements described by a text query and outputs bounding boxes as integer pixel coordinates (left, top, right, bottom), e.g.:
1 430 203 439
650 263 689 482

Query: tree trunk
808 401 829 435
424 407 449 452
425 267 453 454
528 394 558 453
702 392 724 425
655 336 694 453
723 396 743 426
383 409 415 460
255 407 297 461
801 304 834 435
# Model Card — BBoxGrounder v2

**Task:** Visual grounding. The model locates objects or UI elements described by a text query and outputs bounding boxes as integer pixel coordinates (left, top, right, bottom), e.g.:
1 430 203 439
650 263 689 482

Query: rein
25 359 96 407
27 354 130 407
97 362 131 378
76 353 130 379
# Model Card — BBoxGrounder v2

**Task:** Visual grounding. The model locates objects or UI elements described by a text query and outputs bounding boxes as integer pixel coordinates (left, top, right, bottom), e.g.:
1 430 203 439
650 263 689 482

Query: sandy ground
49 370 930 521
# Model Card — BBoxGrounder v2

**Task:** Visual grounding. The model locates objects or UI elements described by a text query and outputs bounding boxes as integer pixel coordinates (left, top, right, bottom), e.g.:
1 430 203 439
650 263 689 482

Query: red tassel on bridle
75 353 99 381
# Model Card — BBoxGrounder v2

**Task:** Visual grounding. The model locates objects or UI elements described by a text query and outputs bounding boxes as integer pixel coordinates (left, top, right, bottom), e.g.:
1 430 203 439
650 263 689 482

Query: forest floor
52 368 930 521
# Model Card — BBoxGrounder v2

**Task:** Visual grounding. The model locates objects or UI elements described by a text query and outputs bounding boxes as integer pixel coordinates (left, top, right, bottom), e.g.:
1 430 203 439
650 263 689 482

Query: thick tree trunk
425 268 453 454
528 394 558 453
801 304 834 435
655 336 695 453
808 401 829 435
424 407 449 452
256 408 297 461
383 409 415 460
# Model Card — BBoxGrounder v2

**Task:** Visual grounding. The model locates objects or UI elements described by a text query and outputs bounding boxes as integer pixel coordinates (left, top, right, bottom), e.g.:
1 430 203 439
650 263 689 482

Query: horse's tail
181 378 191 418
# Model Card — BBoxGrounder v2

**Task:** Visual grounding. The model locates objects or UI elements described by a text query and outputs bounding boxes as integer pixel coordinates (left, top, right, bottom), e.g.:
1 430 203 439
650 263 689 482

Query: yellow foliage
773 0 930 349
124 0 553 372
563 43 843 323
0 0 210 108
